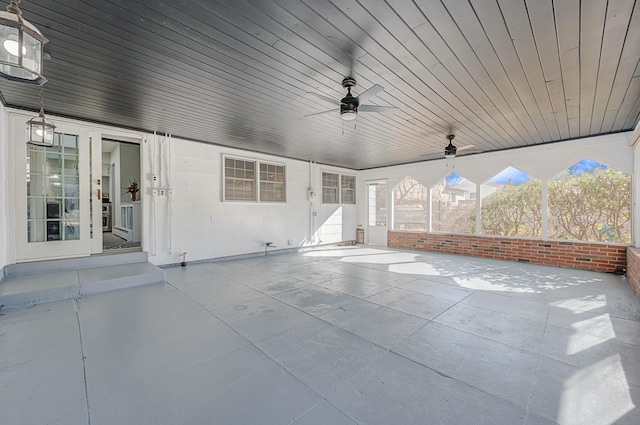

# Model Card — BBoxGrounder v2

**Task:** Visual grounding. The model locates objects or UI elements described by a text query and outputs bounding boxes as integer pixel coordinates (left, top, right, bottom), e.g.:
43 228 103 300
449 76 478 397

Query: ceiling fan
444 134 478 158
422 134 479 159
306 77 399 121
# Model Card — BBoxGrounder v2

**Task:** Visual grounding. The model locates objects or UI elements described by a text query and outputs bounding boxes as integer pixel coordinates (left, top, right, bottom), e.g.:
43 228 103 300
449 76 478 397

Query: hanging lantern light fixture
26 85 55 146
0 0 47 85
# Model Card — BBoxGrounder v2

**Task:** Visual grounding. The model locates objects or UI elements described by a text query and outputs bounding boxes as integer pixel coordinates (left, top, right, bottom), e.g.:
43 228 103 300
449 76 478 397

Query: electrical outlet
159 189 165 196
153 175 157 181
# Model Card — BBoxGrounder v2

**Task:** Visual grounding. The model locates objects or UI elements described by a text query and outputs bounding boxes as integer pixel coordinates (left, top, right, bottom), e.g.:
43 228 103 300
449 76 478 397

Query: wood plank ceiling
0 0 639 170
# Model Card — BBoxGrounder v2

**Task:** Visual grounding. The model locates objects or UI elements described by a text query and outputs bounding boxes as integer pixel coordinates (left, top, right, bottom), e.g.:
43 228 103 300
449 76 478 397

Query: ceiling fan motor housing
444 144 457 158
340 82 359 120
340 101 357 113
444 134 457 158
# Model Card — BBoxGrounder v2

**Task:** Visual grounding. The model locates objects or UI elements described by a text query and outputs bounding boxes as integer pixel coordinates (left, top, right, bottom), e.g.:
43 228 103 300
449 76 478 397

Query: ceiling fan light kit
0 0 48 85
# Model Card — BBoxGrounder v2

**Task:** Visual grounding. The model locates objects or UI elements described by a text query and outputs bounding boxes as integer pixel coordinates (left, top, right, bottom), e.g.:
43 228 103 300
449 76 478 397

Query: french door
12 114 102 261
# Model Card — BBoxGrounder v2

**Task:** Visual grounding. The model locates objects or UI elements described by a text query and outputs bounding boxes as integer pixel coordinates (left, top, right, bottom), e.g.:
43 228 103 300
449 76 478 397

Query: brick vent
626 248 640 299
388 231 627 274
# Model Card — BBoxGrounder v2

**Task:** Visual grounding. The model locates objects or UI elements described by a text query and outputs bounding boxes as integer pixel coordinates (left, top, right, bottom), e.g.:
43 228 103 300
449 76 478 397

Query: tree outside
479 162 630 243
393 177 427 231
480 171 542 237
548 166 630 243
394 160 630 245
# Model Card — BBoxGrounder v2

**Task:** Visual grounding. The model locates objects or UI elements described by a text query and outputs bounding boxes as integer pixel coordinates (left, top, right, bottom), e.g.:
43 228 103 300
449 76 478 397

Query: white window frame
259 161 286 203
223 155 287 203
341 174 356 204
223 156 257 202
322 171 357 205
322 171 340 204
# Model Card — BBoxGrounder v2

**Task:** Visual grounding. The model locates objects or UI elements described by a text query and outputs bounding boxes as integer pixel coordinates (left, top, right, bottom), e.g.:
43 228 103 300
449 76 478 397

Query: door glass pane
27 197 45 219
27 132 80 242
368 183 387 227
27 220 45 243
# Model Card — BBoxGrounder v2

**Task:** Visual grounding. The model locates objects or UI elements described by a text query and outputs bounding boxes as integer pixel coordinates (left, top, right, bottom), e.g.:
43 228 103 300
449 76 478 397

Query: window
223 156 287 202
430 172 476 234
393 176 427 231
224 157 256 201
260 162 285 202
481 167 542 237
341 175 356 204
322 172 339 203
548 159 630 243
322 172 356 204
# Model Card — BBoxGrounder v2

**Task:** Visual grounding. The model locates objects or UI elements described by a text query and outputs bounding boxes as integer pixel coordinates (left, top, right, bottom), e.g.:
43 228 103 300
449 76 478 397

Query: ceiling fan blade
420 152 443 158
457 148 483 156
306 92 340 105
359 105 399 113
304 109 336 117
457 144 476 152
356 84 383 104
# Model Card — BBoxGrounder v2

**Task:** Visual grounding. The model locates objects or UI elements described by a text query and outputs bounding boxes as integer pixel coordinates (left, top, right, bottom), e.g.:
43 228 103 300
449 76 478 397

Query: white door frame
366 180 388 245
10 112 146 262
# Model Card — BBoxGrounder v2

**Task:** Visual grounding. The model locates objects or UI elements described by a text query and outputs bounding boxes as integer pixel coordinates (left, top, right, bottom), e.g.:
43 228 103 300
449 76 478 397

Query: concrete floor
1 246 639 425
102 231 142 250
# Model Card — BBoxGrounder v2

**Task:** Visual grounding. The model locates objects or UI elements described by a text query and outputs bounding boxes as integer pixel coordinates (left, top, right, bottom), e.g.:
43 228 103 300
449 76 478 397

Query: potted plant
124 179 140 201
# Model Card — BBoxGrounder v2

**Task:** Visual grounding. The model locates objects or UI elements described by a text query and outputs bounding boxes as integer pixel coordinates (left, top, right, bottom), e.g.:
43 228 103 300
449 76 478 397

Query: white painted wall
0 109 358 267
143 135 357 265
0 102 7 273
357 133 635 239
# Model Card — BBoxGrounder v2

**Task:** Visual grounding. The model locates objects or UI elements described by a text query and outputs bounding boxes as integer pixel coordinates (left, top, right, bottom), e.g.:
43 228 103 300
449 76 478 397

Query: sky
445 172 466 185
445 159 607 187
568 158 607 175
487 166 532 185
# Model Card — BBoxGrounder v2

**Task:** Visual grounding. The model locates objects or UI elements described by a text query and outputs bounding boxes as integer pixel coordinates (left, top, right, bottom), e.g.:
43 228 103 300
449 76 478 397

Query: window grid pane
341 175 356 204
224 158 256 201
322 172 339 203
259 163 285 202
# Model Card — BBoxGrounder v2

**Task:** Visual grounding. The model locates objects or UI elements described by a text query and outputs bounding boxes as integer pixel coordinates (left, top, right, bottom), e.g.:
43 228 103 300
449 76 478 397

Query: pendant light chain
38 85 44 118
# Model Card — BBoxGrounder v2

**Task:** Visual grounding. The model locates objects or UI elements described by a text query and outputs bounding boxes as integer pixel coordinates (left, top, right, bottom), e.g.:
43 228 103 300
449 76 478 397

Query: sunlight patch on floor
558 355 632 425
453 276 538 293
551 295 608 314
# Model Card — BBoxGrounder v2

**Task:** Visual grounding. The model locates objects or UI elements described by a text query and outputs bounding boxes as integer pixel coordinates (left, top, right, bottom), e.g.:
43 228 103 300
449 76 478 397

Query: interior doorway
101 139 142 252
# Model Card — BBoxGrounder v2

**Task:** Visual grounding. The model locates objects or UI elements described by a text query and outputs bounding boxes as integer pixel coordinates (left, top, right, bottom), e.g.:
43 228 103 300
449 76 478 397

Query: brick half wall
388 231 627 274
626 248 640 299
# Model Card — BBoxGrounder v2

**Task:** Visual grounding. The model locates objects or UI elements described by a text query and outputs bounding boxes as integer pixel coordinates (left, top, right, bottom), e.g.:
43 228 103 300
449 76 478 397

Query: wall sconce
0 0 47 85
26 85 55 146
